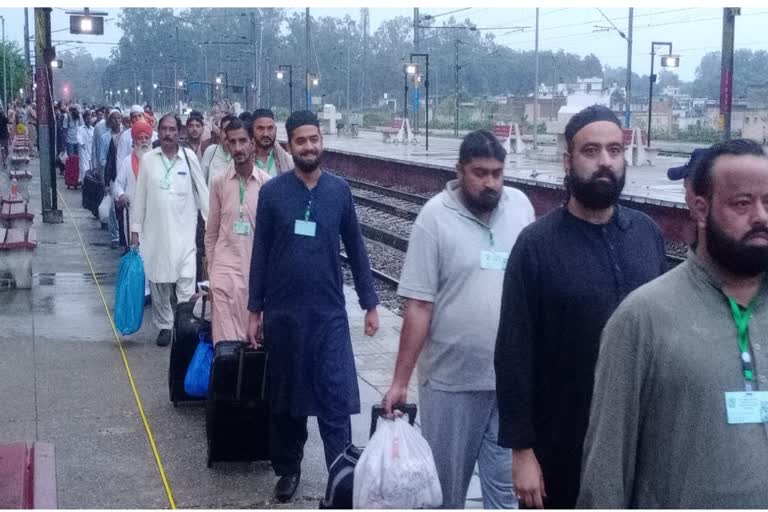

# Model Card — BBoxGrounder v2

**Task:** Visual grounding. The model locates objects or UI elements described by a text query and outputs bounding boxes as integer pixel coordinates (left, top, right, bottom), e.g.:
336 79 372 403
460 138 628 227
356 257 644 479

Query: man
64 105 81 156
183 110 206 160
117 105 157 161
92 106 109 173
114 120 153 242
382 130 535 509
130 114 209 346
247 110 379 503
0 106 8 169
205 118 271 343
104 110 129 247
77 110 95 184
578 139 768 508
668 147 709 211
494 105 667 509
251 109 294 177
201 114 237 184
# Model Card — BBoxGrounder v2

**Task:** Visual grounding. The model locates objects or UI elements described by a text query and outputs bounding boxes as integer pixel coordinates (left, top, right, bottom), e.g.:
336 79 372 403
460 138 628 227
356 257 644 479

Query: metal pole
454 39 459 137
720 7 736 141
35 7 62 223
288 65 293 114
414 8 420 51
266 56 271 108
257 23 263 107
2 16 6 110
648 44 655 148
346 46 351 114
551 56 557 120
174 25 179 113
625 8 633 127
425 55 429 151
24 8 31 97
533 8 539 151
305 8 310 109
403 71 408 121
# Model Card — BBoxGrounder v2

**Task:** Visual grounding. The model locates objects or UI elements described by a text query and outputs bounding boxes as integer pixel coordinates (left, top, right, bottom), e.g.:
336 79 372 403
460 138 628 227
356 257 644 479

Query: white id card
233 220 250 236
480 250 509 270
724 391 768 424
294 219 317 237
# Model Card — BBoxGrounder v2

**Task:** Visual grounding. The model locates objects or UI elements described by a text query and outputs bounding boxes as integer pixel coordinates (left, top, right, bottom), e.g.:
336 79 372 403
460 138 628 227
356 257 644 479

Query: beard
566 164 626 210
706 214 768 277
135 143 152 157
256 134 276 150
463 187 501 214
294 149 322 173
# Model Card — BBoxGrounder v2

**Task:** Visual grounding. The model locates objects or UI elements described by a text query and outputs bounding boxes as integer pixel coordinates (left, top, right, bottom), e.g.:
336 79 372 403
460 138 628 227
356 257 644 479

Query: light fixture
153 83 158 89
660 55 680 68
406 64 417 75
178 80 184 87
80 17 93 33
136 85 141 91
276 70 284 80
215 76 222 84
312 77 319 86
50 59 63 69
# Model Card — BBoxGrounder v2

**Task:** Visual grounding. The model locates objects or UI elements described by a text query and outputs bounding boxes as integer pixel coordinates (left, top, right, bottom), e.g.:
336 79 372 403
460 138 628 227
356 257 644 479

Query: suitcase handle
369 404 417 438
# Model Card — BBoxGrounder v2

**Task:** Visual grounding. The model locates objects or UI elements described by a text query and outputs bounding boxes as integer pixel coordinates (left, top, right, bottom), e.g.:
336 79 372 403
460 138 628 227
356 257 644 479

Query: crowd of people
34 95 768 508
0 98 38 169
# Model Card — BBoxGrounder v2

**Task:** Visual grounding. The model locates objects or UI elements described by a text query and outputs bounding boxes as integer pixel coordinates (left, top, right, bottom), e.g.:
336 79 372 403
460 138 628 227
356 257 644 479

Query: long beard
706 213 768 277
136 144 151 157
294 150 322 173
566 164 626 210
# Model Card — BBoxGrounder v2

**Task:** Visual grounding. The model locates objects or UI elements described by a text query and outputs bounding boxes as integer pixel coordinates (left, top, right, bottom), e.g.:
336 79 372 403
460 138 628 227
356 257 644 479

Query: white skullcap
130 104 144 114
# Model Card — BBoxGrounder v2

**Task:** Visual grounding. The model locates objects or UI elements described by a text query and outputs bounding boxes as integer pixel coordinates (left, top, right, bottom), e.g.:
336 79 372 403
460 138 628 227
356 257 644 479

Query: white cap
130 104 144 114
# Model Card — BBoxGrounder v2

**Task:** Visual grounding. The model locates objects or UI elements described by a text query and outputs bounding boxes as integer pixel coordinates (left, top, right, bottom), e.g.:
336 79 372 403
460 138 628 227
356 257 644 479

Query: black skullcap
252 108 275 121
286 110 320 141
564 105 622 149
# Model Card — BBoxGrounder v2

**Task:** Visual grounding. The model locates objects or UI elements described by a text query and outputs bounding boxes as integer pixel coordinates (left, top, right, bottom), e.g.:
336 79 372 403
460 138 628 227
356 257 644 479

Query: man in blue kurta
247 110 380 503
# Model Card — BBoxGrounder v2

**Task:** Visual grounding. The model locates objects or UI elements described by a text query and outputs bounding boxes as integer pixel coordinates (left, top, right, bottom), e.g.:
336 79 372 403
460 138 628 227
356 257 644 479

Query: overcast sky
2 7 768 81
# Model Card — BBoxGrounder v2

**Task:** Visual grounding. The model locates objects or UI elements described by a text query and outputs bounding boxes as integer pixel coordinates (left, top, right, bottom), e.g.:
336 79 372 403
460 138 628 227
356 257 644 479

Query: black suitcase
319 404 417 509
82 169 103 219
168 298 210 406
206 340 270 467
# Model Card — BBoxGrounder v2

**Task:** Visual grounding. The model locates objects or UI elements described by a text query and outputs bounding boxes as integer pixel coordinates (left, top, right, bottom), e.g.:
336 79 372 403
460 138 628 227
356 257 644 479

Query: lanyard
303 199 312 221
160 153 177 184
238 176 246 218
728 297 755 391
255 151 274 171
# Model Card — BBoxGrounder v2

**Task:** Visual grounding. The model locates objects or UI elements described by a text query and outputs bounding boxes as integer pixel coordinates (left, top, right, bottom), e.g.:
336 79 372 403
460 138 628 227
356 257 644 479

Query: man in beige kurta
205 118 270 343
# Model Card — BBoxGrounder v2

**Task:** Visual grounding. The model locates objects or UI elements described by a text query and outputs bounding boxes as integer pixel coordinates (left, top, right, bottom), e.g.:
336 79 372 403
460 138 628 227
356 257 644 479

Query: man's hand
130 231 139 247
512 448 547 509
381 383 407 419
246 311 263 348
364 308 379 337
117 194 130 208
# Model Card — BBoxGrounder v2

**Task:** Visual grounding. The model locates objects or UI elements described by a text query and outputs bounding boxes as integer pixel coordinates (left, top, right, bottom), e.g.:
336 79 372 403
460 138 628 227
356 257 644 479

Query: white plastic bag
98 195 111 224
353 416 443 509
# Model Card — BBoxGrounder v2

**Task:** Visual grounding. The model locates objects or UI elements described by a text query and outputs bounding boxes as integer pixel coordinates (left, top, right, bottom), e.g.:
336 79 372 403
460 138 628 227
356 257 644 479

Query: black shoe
274 473 300 503
156 329 172 347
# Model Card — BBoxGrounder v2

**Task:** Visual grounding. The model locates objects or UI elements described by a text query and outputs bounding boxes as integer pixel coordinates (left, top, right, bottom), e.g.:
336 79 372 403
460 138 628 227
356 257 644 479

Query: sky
1 6 768 82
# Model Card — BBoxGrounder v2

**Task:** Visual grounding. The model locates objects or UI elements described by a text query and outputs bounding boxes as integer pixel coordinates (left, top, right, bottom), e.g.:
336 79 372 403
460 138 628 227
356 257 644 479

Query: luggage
319 404 417 509
64 155 80 189
82 169 103 218
168 298 210 406
206 340 270 467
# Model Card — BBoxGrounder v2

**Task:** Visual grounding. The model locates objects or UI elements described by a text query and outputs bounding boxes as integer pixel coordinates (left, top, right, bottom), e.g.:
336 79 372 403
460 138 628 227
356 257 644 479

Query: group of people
85 98 768 508
0 98 37 169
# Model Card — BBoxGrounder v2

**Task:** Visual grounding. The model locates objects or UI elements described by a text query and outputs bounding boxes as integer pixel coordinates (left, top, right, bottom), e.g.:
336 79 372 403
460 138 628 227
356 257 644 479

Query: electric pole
625 8 633 128
720 7 739 141
305 8 310 109
24 8 31 97
454 38 460 137
533 8 539 151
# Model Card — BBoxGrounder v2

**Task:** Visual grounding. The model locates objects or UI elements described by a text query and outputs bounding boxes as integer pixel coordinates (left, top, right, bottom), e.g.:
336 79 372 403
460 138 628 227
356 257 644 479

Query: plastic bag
353 416 443 509
183 330 214 397
114 247 146 335
98 194 111 224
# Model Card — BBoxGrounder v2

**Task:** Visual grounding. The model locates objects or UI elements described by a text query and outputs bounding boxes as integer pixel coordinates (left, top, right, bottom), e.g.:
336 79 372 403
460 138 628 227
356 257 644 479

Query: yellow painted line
57 191 177 509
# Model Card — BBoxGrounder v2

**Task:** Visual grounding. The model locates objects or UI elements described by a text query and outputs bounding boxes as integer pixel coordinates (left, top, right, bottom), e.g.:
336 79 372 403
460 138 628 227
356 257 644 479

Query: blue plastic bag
114 247 146 335
184 331 214 397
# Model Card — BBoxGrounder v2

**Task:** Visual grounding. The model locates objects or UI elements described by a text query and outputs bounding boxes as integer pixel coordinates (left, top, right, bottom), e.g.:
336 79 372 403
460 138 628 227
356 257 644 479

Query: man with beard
250 109 293 177
77 110 96 185
183 110 206 161
201 113 237 184
247 110 379 503
382 130 534 508
130 114 209 346
117 105 157 161
114 120 153 241
494 105 667 509
578 138 768 508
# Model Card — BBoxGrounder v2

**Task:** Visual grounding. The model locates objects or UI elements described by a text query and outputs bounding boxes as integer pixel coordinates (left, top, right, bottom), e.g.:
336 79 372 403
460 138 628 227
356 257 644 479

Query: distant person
117 105 157 161
251 109 293 177
201 114 237 184
382 130 535 508
578 139 768 508
77 110 95 184
183 111 206 160
64 106 82 156
494 105 667 508
0 107 8 169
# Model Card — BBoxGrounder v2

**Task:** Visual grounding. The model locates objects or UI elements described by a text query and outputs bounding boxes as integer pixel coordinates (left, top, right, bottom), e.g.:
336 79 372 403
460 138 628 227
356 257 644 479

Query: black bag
168 299 210 406
319 404 417 509
206 340 270 467
82 169 103 219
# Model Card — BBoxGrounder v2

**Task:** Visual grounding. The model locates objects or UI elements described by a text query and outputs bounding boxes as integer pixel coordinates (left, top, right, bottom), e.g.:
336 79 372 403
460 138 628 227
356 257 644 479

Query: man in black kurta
494 106 667 508
248 110 379 503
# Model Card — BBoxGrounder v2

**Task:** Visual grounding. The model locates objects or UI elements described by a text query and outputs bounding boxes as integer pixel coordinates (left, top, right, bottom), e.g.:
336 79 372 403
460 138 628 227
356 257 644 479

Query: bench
0 227 37 289
381 118 404 143
492 124 513 143
622 128 658 166
0 201 34 230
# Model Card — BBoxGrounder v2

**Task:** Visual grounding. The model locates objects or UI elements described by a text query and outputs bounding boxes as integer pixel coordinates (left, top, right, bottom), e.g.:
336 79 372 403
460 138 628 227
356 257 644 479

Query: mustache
591 167 617 181
744 226 768 241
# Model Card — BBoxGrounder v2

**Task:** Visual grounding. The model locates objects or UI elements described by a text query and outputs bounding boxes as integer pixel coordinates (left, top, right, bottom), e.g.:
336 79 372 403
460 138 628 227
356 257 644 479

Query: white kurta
113 153 138 204
130 146 209 284
77 125 94 181
117 127 158 162
200 143 233 185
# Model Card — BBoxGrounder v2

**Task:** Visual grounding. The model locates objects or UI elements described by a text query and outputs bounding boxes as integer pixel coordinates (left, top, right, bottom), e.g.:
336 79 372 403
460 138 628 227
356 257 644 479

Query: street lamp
402 63 410 126
410 53 430 151
215 72 229 100
277 64 293 114
647 41 679 147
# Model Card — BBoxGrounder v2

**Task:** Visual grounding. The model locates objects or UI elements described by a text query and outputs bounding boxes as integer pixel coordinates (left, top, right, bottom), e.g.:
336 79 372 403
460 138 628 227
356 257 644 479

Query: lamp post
277 64 293 114
1 15 6 111
647 41 679 148
215 72 229 100
307 73 319 110
152 83 157 109
402 63 413 125
409 53 430 151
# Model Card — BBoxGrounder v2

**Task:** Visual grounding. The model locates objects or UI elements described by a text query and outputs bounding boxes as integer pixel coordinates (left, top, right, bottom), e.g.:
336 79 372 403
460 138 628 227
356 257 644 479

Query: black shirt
494 205 666 508
0 112 8 140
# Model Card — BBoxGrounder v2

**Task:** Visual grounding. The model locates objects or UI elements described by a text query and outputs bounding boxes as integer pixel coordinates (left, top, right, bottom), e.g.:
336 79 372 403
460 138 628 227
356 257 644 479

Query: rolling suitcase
319 404 417 509
81 169 103 219
64 155 80 189
206 340 270 467
168 298 210 406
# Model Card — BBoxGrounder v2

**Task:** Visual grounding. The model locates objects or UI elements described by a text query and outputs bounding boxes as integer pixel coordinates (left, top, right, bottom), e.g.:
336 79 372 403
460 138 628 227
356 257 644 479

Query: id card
294 220 317 237
480 250 509 270
724 391 768 424
233 220 250 236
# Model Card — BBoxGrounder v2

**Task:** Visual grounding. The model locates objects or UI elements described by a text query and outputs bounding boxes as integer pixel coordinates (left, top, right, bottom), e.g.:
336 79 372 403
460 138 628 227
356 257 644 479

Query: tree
0 41 28 107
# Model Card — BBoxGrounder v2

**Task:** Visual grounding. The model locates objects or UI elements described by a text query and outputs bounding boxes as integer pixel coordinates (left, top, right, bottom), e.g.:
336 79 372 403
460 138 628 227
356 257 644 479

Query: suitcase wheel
172 401 178 408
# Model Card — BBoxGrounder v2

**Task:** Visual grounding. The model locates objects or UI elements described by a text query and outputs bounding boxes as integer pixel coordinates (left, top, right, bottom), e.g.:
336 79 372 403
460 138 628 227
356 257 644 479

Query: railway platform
0 159 487 508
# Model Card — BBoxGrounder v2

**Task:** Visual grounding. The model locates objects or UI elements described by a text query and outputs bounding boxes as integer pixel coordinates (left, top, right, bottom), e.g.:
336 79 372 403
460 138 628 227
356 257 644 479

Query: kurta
205 164 271 343
201 144 232 184
494 205 667 508
248 171 378 417
130 146 209 284
113 153 139 203
578 252 768 508
76 124 94 181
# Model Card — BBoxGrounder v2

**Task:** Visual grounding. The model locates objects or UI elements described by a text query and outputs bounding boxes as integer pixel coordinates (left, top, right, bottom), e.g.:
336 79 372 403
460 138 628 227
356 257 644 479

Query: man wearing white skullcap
117 104 157 161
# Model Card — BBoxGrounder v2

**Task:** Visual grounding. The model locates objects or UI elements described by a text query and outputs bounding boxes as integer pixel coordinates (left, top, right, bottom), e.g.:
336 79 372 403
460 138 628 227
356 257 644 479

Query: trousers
419 382 518 509
270 413 351 476
149 278 195 330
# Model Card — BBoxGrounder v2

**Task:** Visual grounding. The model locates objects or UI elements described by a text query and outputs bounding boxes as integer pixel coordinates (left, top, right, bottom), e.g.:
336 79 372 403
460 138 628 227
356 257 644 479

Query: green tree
0 41 29 108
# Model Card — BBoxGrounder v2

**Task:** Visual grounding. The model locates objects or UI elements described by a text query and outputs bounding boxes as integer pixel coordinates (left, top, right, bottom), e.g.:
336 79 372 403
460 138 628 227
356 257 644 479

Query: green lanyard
303 199 312 222
728 297 755 390
255 151 274 172
238 176 246 218
160 153 177 186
